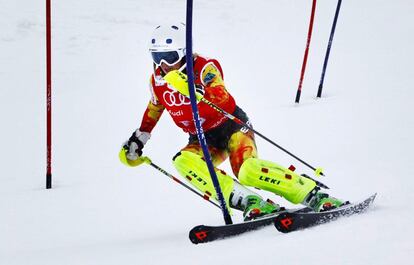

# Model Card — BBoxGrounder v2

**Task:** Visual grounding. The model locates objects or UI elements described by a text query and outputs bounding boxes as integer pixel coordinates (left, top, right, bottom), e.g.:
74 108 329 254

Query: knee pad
238 158 316 204
173 151 234 207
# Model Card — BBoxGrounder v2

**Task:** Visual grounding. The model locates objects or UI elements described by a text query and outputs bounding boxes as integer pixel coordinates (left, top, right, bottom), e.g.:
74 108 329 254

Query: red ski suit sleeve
138 77 165 133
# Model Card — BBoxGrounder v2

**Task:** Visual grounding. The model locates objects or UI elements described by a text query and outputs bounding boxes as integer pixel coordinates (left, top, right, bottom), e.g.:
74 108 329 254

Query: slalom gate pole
186 0 233 224
46 0 52 189
317 0 342 98
198 97 324 176
295 0 317 104
141 157 221 209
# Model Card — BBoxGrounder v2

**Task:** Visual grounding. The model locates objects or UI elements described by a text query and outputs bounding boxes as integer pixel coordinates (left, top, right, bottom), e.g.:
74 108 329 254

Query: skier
120 22 346 221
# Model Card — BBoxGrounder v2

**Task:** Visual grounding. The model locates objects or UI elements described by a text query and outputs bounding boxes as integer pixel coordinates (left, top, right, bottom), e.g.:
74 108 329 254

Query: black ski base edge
274 193 377 233
189 207 309 244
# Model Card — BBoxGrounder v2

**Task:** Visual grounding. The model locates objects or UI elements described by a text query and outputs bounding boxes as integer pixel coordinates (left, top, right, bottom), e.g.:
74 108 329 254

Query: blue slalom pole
317 0 343 98
185 0 233 225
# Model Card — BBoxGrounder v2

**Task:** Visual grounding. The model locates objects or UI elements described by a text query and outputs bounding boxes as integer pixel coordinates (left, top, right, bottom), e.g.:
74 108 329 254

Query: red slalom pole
46 0 52 189
295 0 317 104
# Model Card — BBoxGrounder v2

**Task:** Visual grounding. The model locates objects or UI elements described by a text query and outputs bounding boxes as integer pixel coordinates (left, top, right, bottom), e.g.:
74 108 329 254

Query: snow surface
1 0 413 264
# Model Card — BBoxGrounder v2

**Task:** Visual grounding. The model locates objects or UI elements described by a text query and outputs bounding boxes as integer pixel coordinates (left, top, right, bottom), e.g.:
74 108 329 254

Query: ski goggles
151 50 185 66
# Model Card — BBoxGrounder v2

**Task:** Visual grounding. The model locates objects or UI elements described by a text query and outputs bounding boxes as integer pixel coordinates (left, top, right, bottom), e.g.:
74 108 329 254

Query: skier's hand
164 70 204 101
123 130 151 161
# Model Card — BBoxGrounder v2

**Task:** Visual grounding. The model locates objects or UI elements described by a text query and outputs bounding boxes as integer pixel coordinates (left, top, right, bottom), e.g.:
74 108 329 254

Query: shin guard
238 158 316 204
173 151 234 208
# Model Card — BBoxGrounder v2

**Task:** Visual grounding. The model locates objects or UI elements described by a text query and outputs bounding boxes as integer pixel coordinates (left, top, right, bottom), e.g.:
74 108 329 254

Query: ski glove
123 130 151 160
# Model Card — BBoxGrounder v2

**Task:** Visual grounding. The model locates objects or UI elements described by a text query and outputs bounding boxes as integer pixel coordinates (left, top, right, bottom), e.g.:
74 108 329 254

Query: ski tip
366 193 377 203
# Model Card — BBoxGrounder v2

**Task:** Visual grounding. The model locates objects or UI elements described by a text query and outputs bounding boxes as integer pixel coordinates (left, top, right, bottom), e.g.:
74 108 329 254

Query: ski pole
295 0 317 103
198 97 325 176
301 174 329 189
317 0 342 98
163 71 325 177
139 156 221 209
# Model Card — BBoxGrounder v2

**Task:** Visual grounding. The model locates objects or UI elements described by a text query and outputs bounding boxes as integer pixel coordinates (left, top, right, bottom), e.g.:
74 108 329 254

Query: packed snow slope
1 0 413 264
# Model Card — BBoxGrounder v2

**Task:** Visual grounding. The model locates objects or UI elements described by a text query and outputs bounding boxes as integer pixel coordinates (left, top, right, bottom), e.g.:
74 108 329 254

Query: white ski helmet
149 23 186 66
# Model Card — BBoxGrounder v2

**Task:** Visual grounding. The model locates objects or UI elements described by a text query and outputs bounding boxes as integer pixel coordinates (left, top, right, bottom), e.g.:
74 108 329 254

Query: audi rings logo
163 90 191 107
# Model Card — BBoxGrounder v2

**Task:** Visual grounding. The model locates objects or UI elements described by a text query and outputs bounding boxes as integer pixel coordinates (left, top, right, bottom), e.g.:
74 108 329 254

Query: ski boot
243 195 283 221
304 187 349 212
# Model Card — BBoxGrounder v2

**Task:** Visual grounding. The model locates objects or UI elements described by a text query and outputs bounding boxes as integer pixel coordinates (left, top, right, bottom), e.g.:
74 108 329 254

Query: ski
274 193 377 233
189 207 310 244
